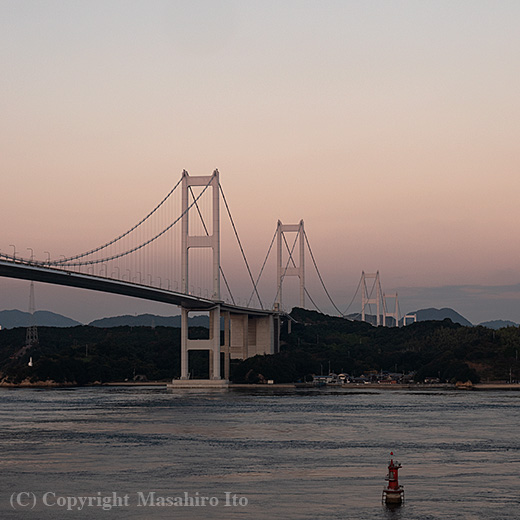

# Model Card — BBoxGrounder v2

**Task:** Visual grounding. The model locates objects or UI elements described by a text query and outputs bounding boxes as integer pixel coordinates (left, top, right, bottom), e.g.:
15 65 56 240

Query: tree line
0 308 519 385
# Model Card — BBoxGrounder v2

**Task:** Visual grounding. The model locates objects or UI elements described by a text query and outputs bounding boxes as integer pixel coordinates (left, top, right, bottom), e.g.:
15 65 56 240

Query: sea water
0 386 519 519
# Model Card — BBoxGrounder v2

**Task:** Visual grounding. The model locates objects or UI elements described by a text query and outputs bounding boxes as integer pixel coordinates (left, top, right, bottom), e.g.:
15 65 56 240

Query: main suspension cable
51 176 183 265
303 230 344 316
219 183 263 309
246 228 277 307
56 178 212 267
342 274 363 316
304 287 324 314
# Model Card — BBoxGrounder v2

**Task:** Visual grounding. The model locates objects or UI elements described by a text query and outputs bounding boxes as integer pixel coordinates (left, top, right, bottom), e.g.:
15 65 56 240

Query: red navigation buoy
382 452 404 505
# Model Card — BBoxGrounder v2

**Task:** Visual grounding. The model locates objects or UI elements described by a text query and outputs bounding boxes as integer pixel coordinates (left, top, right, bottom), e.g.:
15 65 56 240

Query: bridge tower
179 169 222 381
361 271 382 326
403 313 417 326
383 293 399 327
276 220 305 311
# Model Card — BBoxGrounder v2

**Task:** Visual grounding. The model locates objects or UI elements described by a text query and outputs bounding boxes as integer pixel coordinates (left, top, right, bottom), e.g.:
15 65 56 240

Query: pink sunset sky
1 0 519 324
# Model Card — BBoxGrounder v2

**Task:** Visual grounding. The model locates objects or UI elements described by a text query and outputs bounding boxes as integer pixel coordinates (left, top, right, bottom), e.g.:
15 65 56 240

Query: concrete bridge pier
170 307 280 389
225 313 279 360
171 305 228 388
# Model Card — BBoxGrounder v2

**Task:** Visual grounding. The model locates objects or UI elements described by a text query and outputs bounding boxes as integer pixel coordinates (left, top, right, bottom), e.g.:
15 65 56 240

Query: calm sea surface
0 386 519 520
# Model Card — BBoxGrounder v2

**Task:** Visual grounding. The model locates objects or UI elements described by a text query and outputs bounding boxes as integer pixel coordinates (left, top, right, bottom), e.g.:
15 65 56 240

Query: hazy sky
1 0 520 324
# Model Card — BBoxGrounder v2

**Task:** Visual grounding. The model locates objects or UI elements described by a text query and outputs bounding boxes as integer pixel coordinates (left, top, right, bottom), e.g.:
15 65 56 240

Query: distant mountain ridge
88 314 210 328
478 319 519 329
88 314 181 328
1 308 517 330
0 310 210 329
0 310 82 329
411 307 473 327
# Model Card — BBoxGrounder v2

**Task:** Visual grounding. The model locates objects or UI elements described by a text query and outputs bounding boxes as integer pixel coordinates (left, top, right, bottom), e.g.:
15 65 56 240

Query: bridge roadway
0 259 273 316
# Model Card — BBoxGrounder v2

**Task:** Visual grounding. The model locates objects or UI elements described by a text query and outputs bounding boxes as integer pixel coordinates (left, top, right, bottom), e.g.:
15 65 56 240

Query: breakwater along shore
3 380 520 391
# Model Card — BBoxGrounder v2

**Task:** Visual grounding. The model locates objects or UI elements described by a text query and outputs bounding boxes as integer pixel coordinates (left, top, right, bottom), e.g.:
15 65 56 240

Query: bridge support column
222 311 231 380
180 307 189 379
170 169 227 388
178 305 223 382
209 306 221 379
227 313 277 360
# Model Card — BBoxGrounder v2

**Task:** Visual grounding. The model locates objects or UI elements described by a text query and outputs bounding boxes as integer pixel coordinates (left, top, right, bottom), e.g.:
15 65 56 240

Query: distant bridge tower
179 169 221 381
383 293 399 327
25 281 38 348
276 220 305 311
403 314 417 326
361 271 382 326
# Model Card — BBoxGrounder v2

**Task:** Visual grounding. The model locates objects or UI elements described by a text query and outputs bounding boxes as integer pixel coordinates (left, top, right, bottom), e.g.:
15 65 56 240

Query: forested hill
0 326 185 385
0 309 519 385
233 308 520 384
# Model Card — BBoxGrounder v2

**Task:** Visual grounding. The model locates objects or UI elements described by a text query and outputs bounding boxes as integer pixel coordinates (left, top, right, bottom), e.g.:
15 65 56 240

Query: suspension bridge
0 169 411 386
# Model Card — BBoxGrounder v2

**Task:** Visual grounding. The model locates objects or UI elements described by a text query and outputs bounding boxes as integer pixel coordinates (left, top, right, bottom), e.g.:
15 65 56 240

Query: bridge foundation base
168 379 229 389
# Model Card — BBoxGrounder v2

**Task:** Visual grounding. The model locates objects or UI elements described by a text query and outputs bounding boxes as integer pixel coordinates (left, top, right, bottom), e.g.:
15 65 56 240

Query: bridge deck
0 260 274 316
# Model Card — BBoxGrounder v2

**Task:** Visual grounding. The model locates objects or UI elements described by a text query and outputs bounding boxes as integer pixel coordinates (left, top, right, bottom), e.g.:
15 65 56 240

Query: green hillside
234 308 520 384
0 308 519 385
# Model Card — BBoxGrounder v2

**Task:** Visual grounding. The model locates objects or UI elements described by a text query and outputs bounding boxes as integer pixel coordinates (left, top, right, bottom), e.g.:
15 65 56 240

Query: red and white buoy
382 452 404 505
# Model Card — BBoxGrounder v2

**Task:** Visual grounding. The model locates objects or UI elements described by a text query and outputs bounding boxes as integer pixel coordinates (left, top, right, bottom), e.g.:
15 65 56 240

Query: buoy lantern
382 452 404 505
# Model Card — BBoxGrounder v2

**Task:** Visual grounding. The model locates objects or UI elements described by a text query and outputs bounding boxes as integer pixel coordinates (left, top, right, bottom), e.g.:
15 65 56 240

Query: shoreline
2 381 520 390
